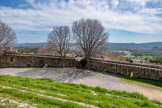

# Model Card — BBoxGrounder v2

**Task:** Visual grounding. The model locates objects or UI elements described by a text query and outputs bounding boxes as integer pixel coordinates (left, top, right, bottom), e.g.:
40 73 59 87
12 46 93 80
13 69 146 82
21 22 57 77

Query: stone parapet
90 59 162 81
0 53 162 81
4 47 12 52
0 54 77 68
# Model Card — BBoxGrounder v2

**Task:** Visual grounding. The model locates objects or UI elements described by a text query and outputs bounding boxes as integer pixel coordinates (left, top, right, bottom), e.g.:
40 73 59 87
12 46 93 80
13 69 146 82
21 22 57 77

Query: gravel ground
0 68 162 101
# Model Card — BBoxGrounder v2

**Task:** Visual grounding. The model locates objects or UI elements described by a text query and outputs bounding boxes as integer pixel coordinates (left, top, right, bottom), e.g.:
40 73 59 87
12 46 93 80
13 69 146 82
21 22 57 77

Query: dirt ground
0 68 161 101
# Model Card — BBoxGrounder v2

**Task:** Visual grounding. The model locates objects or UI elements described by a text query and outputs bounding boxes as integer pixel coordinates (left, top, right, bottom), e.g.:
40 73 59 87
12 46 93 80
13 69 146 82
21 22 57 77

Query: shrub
80 58 87 67
125 58 133 63
150 57 162 64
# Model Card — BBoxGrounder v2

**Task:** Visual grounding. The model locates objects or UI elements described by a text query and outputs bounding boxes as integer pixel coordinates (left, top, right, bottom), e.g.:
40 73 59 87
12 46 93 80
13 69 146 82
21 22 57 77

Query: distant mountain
16 42 162 48
16 42 47 48
109 42 162 48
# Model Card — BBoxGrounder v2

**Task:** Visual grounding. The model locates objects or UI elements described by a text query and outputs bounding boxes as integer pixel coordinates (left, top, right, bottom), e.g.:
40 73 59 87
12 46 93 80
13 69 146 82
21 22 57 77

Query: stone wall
90 59 162 81
0 47 162 81
0 54 77 68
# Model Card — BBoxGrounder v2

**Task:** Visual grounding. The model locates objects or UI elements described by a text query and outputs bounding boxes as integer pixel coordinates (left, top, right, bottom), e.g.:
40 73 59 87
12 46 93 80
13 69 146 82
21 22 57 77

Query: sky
0 0 162 43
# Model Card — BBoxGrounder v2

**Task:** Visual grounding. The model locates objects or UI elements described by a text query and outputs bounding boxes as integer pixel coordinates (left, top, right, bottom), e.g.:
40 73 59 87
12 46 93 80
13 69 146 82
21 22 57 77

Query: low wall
90 59 162 81
0 52 162 81
0 54 77 68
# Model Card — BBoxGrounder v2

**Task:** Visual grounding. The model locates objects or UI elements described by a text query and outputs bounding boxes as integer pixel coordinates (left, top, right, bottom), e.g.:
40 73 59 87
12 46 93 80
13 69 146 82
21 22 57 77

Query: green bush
80 58 87 67
150 57 162 64
125 58 133 63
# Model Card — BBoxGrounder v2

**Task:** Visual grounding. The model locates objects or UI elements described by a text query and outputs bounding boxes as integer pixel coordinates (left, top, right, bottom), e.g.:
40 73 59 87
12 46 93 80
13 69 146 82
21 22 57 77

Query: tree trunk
86 56 90 70
62 57 64 68
62 56 65 68
61 54 64 68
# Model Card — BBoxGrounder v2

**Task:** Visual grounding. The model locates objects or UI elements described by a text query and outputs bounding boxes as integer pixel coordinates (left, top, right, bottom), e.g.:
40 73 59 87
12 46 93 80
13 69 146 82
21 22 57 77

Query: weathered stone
0 47 162 81
4 46 12 53
0 54 77 68
90 59 162 81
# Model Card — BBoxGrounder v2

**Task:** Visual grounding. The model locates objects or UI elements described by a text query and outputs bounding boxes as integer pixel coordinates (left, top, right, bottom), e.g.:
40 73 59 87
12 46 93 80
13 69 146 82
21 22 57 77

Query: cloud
111 0 119 8
0 0 162 34
27 0 36 7
127 0 149 7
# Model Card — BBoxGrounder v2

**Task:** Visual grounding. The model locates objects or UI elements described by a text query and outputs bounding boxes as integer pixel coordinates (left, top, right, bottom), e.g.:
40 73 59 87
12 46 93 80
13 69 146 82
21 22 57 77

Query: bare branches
72 18 109 69
0 20 17 48
47 26 71 67
47 19 108 69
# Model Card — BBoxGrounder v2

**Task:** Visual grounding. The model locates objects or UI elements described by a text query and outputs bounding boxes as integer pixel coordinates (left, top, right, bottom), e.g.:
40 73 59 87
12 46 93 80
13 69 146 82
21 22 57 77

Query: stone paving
0 68 162 101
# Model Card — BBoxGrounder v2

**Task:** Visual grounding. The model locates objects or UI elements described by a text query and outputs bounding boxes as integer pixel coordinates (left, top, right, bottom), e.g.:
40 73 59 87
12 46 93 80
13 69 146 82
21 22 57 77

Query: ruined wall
90 59 162 81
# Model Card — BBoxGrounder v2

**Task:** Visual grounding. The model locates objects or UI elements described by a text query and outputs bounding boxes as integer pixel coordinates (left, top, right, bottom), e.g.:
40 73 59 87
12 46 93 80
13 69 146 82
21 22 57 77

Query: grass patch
117 75 162 88
54 69 61 72
152 100 162 106
0 75 161 108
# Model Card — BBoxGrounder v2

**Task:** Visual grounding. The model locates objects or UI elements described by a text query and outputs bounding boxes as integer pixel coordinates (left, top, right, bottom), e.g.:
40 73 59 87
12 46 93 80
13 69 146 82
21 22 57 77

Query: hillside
0 75 161 108
16 42 47 48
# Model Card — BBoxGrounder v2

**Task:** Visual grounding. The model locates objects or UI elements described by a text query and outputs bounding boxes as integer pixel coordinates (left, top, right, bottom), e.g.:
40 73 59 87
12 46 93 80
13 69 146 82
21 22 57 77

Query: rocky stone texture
90 59 162 81
0 54 77 68
0 96 35 108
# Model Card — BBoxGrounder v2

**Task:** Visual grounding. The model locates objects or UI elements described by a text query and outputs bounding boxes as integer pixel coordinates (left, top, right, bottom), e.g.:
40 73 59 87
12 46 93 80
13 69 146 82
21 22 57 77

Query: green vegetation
124 55 153 61
0 104 17 108
150 57 162 64
0 75 161 108
125 57 133 63
54 69 61 72
118 75 162 88
80 57 87 67
17 48 38 54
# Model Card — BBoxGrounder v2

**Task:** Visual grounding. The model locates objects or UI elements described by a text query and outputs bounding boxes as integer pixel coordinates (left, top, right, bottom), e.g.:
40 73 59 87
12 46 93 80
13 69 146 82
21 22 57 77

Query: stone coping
4 53 76 59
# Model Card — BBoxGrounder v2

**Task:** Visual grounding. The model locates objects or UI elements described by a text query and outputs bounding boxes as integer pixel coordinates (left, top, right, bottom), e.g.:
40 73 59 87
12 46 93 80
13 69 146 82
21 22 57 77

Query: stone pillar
5 47 12 53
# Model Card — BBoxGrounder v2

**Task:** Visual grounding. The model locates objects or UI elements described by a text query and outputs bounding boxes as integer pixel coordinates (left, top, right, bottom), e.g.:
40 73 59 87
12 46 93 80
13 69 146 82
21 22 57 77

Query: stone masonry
90 59 162 81
0 47 162 81
0 47 77 68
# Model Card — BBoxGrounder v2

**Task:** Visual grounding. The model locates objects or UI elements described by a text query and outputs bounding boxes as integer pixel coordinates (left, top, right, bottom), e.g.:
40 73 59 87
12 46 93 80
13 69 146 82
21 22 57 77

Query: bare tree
47 26 71 68
0 20 17 48
72 18 109 69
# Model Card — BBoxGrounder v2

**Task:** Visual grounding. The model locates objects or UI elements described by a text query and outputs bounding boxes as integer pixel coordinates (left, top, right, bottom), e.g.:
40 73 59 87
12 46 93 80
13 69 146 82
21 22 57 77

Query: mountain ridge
108 42 162 48
16 42 162 48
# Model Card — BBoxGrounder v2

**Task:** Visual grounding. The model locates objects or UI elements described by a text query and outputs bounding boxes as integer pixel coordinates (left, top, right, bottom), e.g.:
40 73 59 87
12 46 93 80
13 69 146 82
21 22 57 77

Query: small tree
0 20 17 47
47 26 71 68
72 18 109 69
